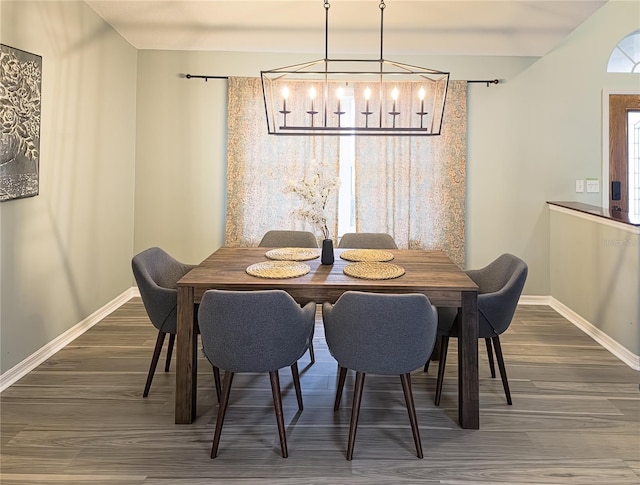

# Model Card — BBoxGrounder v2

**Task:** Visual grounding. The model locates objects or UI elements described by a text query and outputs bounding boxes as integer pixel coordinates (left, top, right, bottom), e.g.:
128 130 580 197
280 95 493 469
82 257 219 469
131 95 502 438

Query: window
629 111 640 218
337 88 356 237
607 29 640 73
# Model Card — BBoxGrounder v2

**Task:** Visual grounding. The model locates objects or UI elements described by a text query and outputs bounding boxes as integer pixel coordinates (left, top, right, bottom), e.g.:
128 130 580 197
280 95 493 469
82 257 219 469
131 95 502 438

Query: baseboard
2 289 637 391
520 296 639 371
518 295 553 305
0 288 138 392
548 297 640 371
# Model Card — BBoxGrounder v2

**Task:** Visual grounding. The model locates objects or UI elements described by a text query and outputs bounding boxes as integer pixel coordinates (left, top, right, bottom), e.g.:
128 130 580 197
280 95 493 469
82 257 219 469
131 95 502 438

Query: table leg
458 290 479 429
175 286 197 424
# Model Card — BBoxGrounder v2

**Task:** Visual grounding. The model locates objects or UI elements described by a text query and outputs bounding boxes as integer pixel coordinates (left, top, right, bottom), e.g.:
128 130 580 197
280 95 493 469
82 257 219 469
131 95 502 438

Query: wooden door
609 94 640 212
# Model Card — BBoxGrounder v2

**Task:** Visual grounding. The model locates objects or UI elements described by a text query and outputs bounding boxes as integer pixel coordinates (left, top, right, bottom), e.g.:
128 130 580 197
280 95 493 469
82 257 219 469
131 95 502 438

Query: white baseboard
518 295 640 371
0 288 138 392
519 295 553 305
2 289 637 392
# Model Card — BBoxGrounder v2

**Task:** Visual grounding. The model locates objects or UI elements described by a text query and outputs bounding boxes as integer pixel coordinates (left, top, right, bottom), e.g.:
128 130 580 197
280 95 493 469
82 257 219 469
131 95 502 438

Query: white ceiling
85 0 608 57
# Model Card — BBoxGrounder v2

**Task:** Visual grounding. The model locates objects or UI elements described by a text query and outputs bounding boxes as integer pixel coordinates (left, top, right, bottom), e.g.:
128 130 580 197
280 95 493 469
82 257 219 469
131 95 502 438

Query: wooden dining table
175 246 479 429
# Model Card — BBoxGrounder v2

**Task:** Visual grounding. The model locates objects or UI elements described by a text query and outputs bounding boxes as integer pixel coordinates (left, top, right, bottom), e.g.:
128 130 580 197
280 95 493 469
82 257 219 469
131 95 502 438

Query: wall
466 0 640 291
1 0 638 375
0 1 138 373
133 2 639 298
550 206 639 361
133 50 537 266
134 52 229 264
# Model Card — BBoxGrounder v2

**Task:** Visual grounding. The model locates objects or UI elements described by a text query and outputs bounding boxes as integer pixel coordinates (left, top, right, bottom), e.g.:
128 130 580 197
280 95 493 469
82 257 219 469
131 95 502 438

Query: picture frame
1 44 42 202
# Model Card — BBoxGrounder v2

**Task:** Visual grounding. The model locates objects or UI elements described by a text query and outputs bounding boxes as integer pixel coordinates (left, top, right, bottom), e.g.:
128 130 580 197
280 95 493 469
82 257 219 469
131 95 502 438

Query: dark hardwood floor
1 299 639 484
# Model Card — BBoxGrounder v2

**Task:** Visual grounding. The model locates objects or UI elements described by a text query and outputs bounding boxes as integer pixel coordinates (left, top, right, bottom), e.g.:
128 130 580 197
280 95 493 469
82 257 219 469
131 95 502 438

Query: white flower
285 159 340 240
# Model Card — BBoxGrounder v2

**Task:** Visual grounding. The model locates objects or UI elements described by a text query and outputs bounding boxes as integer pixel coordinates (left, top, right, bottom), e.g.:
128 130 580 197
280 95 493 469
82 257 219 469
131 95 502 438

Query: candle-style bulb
364 86 371 100
418 87 426 101
281 86 289 99
391 87 399 101
309 86 316 100
337 86 344 99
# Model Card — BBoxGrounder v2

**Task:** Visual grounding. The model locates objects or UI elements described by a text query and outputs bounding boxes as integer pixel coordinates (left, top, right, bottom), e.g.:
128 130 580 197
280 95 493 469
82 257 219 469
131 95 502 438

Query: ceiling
85 0 608 57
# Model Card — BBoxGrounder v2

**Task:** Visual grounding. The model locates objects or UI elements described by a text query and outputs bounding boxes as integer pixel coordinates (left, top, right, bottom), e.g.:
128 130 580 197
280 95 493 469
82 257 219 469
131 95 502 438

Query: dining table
175 246 479 429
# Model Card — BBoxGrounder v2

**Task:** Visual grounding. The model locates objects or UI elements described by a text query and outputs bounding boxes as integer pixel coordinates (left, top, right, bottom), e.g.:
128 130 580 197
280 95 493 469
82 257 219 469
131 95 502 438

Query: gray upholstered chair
338 232 398 249
432 253 528 406
258 230 318 248
198 289 316 459
132 247 221 400
258 230 318 364
322 291 438 460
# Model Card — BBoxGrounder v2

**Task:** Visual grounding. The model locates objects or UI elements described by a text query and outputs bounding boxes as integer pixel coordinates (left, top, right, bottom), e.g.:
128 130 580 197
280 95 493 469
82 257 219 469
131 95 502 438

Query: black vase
321 238 334 265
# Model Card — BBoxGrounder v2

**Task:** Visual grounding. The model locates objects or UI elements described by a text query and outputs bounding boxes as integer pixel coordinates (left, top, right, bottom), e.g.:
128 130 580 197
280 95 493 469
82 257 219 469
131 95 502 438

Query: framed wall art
1 44 42 202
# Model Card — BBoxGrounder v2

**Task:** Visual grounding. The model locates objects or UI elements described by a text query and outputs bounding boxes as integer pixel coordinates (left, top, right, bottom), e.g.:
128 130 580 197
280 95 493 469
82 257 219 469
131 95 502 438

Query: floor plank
1 300 639 484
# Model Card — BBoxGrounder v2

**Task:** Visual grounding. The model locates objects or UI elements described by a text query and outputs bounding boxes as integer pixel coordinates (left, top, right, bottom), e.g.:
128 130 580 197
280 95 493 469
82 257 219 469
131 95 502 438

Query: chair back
467 253 528 336
258 230 318 248
322 291 437 375
131 247 195 334
338 233 398 249
198 290 316 373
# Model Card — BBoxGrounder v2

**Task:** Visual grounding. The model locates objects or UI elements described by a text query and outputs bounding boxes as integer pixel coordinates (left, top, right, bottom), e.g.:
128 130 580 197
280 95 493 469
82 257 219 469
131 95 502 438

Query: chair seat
338 232 398 249
198 289 316 459
431 253 528 407
323 291 437 460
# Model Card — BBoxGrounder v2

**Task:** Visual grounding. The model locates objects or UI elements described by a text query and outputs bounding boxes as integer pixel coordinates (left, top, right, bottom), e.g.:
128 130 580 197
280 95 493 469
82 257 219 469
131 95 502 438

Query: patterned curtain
225 77 340 246
352 81 467 266
225 77 467 265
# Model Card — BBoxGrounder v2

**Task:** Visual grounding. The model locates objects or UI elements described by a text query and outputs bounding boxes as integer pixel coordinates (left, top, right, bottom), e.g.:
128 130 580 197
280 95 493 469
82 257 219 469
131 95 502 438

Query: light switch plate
586 178 600 193
575 180 584 192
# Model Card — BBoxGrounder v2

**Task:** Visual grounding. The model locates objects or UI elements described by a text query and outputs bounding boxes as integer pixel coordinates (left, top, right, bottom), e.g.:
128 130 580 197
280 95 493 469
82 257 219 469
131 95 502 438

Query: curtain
225 77 340 246
352 81 467 266
225 77 467 266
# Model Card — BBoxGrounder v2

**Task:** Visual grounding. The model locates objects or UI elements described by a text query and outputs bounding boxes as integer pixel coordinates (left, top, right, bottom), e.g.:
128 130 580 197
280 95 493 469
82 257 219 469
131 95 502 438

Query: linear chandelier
261 0 449 136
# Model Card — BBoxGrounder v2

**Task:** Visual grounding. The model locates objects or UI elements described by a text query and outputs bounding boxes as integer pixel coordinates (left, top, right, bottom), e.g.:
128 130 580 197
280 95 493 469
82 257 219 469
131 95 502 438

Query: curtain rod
185 74 500 85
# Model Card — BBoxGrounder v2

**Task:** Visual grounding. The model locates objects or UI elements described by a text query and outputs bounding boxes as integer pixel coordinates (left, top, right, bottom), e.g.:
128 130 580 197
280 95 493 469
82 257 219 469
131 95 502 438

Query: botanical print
0 44 42 202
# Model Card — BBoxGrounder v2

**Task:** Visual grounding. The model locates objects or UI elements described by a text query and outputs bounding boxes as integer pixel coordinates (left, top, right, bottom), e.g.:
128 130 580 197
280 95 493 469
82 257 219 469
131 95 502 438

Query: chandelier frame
260 0 450 136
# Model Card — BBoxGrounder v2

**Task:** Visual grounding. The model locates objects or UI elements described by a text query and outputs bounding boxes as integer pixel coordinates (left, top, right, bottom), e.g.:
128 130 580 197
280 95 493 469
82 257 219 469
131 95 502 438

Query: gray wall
1 0 639 374
550 207 639 357
134 1 640 295
0 1 138 373
133 51 536 264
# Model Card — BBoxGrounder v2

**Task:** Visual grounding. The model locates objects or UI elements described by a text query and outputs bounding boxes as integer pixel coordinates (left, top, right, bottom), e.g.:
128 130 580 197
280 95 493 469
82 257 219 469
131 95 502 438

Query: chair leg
400 373 423 459
164 334 175 372
269 370 288 458
291 362 303 411
485 338 496 378
424 335 442 372
211 371 234 458
334 366 348 411
212 366 222 403
492 336 512 405
346 372 366 461
143 330 166 397
307 341 315 364
434 336 449 406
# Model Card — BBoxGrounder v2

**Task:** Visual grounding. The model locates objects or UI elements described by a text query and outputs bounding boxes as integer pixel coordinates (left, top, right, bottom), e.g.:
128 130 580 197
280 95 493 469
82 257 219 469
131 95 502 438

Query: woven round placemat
340 249 394 262
343 262 405 280
265 247 320 261
246 261 311 279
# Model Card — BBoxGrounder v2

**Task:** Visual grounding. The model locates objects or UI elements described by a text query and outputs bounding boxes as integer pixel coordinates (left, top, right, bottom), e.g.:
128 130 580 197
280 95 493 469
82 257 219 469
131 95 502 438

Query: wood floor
1 299 639 484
